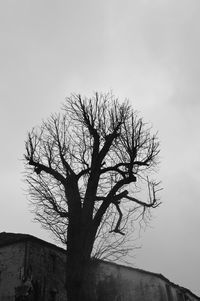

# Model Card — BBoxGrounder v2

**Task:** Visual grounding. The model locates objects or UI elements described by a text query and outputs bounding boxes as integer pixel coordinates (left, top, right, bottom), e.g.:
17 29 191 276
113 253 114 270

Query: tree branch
77 168 91 179
53 117 76 177
28 160 66 185
109 202 125 235
100 162 129 178
125 180 162 208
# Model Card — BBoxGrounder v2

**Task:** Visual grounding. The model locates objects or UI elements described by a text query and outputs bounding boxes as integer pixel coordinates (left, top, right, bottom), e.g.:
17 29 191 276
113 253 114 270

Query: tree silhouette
24 92 161 301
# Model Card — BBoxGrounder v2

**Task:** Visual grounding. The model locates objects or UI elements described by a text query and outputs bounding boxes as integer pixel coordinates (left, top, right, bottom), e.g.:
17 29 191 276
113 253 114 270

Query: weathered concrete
0 242 25 301
0 232 199 301
0 233 67 301
23 239 67 300
83 260 200 301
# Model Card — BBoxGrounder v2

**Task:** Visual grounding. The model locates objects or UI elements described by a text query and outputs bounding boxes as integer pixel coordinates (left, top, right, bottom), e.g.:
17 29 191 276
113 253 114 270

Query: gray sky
0 0 200 295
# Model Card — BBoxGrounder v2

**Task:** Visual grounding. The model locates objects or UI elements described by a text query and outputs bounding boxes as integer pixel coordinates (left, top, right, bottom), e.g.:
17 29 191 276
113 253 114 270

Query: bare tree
24 92 161 301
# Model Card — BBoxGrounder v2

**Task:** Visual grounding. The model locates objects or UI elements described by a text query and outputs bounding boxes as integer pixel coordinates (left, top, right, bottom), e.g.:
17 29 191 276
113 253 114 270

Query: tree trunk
65 225 95 301
66 254 89 301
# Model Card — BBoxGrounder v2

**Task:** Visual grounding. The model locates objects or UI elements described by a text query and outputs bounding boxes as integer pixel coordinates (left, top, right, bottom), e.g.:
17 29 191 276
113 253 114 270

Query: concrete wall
27 239 67 301
83 260 200 301
0 239 199 301
0 240 67 301
0 242 25 301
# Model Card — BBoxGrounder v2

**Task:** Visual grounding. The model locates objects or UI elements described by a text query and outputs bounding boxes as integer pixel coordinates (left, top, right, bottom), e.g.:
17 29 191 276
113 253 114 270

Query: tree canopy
25 93 160 257
24 92 161 300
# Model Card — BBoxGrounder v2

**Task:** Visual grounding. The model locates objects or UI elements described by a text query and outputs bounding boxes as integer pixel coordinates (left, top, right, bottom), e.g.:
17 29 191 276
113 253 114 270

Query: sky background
1 0 200 296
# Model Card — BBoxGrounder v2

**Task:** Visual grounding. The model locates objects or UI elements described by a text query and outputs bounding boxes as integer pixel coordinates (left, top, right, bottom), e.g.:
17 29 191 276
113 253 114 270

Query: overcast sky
0 0 200 296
